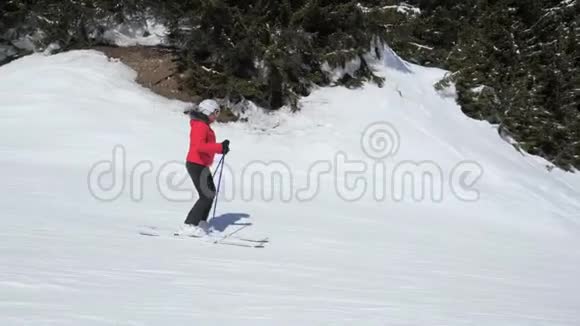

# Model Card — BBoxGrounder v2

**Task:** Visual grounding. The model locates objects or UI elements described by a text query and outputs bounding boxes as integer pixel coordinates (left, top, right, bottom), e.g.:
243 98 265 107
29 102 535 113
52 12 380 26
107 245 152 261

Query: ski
139 226 268 248
208 225 269 244
212 238 266 248
233 237 269 244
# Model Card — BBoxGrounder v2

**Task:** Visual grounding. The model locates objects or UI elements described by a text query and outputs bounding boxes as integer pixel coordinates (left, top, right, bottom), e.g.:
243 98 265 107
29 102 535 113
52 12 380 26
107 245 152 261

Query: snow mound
379 44 414 74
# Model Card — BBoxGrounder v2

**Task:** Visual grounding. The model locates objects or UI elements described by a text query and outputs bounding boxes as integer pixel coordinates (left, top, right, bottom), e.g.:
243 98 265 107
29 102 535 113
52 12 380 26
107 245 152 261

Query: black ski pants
185 162 216 226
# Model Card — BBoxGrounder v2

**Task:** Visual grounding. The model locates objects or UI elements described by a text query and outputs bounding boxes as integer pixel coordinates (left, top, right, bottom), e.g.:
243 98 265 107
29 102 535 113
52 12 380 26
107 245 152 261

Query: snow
437 82 457 99
102 19 168 47
470 85 486 94
321 55 362 83
357 2 421 15
322 43 412 82
378 44 413 74
9 31 44 52
409 42 434 50
1 17 166 61
1 49 580 325
382 3 422 15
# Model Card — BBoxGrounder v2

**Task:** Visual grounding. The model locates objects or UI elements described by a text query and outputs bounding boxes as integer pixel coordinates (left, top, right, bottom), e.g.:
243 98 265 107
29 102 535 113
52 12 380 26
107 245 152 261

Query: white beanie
198 99 220 116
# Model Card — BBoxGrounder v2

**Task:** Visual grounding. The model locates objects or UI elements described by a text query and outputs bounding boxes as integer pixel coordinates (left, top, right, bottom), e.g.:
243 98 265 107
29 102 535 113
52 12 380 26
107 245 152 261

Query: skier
175 99 230 237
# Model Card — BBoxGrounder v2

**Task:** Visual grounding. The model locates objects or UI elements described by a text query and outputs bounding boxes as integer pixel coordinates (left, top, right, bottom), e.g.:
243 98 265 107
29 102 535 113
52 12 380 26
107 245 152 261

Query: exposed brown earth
94 45 199 103
93 46 238 122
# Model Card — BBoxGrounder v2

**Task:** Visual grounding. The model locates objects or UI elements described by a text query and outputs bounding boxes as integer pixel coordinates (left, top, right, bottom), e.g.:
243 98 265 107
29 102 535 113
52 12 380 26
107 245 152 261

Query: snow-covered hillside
1 49 580 325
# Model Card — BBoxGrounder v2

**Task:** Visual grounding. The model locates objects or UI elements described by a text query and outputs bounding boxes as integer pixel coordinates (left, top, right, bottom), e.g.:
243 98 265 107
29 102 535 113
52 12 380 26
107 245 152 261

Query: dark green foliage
1 0 153 50
391 0 580 170
1 0 28 64
158 0 386 110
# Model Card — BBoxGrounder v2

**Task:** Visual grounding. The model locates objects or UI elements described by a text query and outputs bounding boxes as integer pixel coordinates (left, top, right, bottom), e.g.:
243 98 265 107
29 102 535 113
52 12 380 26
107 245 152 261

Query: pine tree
157 0 387 110
391 0 580 170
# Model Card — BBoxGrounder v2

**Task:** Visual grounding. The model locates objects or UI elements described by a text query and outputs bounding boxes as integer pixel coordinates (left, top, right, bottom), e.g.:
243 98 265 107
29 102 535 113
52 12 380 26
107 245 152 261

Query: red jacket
186 118 223 166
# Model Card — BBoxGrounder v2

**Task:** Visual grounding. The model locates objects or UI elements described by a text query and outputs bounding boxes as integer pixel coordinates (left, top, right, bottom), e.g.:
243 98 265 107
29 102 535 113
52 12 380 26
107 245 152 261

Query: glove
221 139 230 155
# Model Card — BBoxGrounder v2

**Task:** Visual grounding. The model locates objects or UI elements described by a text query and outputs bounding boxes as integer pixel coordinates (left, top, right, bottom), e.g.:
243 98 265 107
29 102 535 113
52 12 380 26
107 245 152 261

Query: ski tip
139 231 160 237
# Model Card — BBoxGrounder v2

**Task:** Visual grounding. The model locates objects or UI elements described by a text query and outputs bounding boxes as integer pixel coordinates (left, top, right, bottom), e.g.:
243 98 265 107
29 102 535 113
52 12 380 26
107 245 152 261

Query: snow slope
1 49 580 325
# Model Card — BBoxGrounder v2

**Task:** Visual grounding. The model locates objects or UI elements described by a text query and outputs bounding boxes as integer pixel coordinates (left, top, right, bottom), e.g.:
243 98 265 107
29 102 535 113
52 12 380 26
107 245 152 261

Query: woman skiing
175 99 230 237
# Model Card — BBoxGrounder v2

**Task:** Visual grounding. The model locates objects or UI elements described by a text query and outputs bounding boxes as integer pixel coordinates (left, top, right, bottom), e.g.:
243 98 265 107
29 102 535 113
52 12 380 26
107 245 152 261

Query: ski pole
212 154 225 176
211 154 226 220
